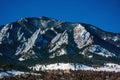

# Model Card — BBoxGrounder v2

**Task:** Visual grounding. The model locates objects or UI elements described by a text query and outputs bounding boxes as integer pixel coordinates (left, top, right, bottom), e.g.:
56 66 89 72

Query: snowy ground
0 70 24 78
0 63 119 78
30 63 120 72
0 69 41 78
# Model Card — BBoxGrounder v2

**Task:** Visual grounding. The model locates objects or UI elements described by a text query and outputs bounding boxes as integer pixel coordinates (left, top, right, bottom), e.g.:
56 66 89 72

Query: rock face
0 16 120 69
74 24 93 49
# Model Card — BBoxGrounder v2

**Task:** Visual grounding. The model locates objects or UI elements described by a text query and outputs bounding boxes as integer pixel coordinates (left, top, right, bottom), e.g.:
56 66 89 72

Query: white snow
30 63 76 71
88 55 93 58
112 36 118 42
0 70 41 78
96 63 120 72
0 24 10 42
74 24 93 49
30 63 120 72
50 27 58 34
51 27 54 30
49 49 67 58
0 53 3 56
18 57 25 61
41 20 49 27
0 70 24 78
17 28 24 41
103 37 107 40
49 30 68 52
59 49 67 56
50 33 61 45
16 29 40 55
88 45 115 57
18 50 37 61
104 63 120 68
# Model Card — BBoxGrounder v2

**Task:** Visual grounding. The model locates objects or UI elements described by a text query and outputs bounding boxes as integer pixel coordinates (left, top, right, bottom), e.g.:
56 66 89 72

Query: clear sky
0 0 120 33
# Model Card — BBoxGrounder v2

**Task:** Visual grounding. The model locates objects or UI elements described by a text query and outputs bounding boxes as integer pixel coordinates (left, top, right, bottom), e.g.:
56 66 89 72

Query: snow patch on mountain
16 29 40 55
74 24 93 49
0 53 3 56
18 50 37 61
0 24 10 42
49 49 67 58
88 45 116 57
88 55 93 58
49 30 68 52
17 28 24 41
112 36 118 42
18 57 25 61
102 34 120 48
50 27 58 34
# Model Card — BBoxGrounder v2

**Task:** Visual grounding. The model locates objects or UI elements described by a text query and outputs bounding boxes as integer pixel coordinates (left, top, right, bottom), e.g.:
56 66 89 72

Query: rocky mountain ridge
0 16 120 71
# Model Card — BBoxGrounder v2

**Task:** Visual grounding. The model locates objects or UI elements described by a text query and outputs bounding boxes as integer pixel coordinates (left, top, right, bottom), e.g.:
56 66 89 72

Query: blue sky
0 0 120 33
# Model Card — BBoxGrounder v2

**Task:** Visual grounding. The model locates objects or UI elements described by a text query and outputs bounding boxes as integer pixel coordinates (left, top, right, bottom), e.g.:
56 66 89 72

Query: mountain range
0 16 120 71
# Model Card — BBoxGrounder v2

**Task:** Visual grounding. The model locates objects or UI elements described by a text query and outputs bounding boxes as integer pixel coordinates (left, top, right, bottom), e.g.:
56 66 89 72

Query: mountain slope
0 16 120 71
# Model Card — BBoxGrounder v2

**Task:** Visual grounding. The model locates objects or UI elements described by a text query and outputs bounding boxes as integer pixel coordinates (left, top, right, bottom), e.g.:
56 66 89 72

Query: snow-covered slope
0 70 24 78
0 16 120 72
0 69 41 78
30 63 120 72
74 24 93 49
